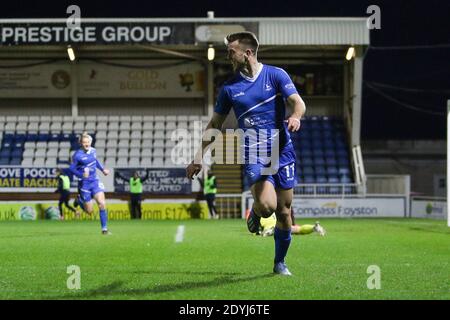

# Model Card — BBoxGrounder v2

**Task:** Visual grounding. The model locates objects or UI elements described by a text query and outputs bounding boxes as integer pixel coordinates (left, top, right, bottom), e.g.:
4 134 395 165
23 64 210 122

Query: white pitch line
175 225 185 243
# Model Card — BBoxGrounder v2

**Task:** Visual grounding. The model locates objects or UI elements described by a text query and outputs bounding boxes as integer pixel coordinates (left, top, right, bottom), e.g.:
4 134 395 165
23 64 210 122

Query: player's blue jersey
69 147 104 182
214 64 299 163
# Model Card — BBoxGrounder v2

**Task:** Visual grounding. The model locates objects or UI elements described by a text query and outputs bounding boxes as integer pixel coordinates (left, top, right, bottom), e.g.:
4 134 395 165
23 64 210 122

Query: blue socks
274 227 291 264
99 209 108 231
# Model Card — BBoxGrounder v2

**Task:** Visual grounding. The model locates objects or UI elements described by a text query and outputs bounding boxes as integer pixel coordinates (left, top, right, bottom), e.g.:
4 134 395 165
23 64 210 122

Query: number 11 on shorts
284 163 295 179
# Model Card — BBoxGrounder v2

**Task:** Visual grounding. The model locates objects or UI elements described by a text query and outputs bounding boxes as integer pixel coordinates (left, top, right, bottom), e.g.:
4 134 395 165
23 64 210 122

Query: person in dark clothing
55 168 79 219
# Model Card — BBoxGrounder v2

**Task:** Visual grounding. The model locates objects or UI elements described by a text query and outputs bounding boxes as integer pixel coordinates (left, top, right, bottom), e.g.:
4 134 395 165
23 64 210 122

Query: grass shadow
51 273 274 299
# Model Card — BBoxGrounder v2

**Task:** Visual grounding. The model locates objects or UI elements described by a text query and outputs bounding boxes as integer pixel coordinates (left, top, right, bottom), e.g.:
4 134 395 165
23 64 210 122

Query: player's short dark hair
225 32 259 54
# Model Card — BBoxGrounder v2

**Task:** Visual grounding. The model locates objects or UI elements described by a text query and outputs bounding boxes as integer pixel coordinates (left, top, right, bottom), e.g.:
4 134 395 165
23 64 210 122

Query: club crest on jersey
244 117 255 128
265 84 272 91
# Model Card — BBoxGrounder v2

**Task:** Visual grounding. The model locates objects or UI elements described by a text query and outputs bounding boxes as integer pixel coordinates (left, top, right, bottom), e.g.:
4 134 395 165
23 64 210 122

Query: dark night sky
1 0 449 140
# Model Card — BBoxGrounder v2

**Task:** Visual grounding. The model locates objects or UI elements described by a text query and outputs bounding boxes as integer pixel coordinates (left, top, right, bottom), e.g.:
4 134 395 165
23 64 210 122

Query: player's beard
231 60 245 73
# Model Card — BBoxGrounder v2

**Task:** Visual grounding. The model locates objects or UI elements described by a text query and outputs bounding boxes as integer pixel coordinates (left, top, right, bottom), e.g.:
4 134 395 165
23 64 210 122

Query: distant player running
255 208 326 237
187 32 306 275
69 132 111 235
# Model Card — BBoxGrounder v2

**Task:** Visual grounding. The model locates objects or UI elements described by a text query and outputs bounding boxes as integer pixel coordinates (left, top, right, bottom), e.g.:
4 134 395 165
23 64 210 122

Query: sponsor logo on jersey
233 91 245 98
285 83 296 90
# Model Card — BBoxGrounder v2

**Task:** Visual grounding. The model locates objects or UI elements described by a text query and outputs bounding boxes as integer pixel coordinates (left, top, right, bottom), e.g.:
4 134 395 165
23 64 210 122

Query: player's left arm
274 68 306 132
285 93 306 132
96 159 110 176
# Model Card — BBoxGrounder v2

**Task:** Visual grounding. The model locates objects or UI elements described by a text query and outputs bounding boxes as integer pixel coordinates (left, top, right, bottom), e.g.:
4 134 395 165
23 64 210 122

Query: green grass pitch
0 218 448 300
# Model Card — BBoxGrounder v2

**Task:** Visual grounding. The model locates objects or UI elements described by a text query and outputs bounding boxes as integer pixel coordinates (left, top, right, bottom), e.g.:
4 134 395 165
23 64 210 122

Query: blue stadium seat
327 166 339 175
301 157 313 166
9 158 21 165
50 133 62 141
324 139 335 149
302 166 315 175
0 158 9 165
2 134 15 144
0 150 11 158
312 149 324 158
326 157 337 167
11 150 23 159
340 175 352 183
325 149 336 158
315 166 326 175
1 142 12 149
316 175 328 193
37 134 50 142
328 176 339 183
337 149 349 158
314 157 325 166
15 135 26 143
311 130 322 139
338 167 351 175
338 158 349 166
322 130 334 139
26 133 38 141
300 149 312 157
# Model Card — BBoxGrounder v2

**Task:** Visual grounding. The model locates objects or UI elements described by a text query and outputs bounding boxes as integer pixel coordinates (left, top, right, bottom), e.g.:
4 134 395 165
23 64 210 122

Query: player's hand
286 117 301 132
103 169 110 176
186 162 202 180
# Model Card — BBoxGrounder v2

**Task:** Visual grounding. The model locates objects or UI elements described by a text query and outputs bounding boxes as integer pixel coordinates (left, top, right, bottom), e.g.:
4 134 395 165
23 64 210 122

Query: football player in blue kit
70 132 111 235
186 32 306 275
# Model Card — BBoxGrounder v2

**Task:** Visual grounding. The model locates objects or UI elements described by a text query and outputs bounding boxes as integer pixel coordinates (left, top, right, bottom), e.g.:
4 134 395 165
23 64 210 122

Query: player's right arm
186 87 231 180
68 153 84 179
186 112 227 179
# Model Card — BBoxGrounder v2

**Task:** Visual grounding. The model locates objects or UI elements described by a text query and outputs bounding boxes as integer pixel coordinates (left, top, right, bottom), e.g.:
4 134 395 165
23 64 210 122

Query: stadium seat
141 140 153 149
141 149 152 158
116 157 128 167
131 122 142 131
106 148 118 157
120 122 131 131
142 131 153 140
107 131 119 140
21 158 33 166
128 158 140 167
153 131 165 140
177 115 189 121
33 157 46 166
119 115 131 122
46 149 58 158
73 122 85 132
45 158 57 167
108 122 119 131
154 123 165 130
85 122 96 132
119 131 130 140
152 157 164 167
129 149 140 158
104 158 116 167
94 139 106 149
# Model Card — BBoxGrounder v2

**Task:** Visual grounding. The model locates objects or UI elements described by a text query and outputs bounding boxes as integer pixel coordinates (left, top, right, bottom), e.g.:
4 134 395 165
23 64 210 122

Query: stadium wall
0 99 71 115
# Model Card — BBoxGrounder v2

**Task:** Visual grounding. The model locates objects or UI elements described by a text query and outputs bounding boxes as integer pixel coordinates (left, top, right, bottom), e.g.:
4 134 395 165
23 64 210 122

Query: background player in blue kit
70 132 111 235
186 32 306 275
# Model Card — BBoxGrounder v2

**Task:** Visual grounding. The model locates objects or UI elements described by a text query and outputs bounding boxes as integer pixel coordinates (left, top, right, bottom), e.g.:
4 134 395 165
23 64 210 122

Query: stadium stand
0 115 354 193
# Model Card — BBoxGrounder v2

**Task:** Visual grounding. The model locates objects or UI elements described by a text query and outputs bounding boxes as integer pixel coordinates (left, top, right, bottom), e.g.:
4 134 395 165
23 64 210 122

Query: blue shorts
78 179 105 203
244 147 297 189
